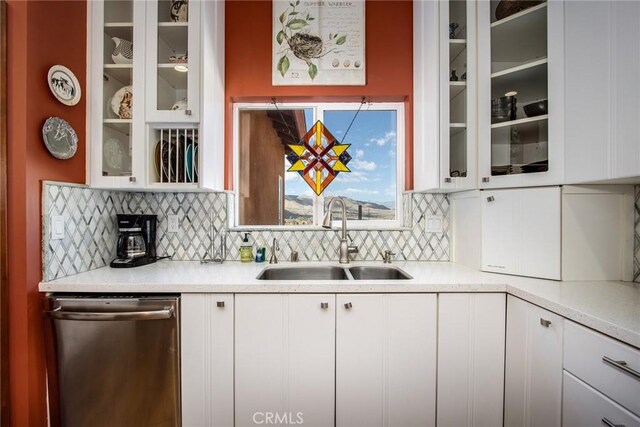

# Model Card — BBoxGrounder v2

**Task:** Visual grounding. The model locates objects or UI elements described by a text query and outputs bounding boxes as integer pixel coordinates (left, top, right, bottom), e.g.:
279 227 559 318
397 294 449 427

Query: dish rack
149 126 199 185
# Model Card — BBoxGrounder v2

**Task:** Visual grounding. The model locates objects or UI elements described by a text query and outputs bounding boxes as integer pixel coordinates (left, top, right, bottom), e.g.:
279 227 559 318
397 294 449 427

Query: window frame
232 101 406 230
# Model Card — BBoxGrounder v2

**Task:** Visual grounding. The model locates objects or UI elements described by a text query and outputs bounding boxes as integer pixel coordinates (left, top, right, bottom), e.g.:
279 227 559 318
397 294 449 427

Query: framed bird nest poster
272 0 365 86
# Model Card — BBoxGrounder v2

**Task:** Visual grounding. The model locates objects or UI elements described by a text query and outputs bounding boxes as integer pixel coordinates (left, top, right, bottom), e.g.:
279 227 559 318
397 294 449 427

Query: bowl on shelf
169 53 188 64
491 92 517 124
495 0 544 21
523 99 548 118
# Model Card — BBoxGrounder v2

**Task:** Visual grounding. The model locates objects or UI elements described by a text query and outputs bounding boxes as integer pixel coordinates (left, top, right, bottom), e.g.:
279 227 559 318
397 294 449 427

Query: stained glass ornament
286 120 351 195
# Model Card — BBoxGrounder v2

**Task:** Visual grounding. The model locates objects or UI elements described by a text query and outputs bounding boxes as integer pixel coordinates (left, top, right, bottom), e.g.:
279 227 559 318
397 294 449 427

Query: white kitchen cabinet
564 320 640 416
181 294 234 427
482 186 561 279
145 0 200 123
89 0 147 189
477 1 564 188
504 295 563 427
481 185 633 280
414 0 477 192
336 294 437 427
437 293 506 427
564 0 640 184
87 0 225 190
235 294 335 427
563 372 640 427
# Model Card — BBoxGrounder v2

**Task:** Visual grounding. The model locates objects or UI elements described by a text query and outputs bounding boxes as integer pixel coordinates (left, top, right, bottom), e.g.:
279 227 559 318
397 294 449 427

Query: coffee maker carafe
110 214 157 268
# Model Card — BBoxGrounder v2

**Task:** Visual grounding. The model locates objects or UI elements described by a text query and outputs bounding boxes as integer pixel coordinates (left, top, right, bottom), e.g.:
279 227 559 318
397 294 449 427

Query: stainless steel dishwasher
46 294 180 427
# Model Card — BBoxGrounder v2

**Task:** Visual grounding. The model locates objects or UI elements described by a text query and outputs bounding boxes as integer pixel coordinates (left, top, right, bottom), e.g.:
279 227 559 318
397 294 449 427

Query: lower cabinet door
437 293 506 427
181 294 234 427
563 371 640 427
336 294 437 427
235 294 335 427
504 295 563 427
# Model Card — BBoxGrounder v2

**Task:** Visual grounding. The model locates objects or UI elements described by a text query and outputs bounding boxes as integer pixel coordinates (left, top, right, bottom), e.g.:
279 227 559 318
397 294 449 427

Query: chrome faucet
269 238 279 264
380 250 396 264
322 197 359 264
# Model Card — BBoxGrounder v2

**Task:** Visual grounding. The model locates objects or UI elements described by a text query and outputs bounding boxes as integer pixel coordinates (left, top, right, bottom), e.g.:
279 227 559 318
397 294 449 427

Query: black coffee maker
110 214 157 268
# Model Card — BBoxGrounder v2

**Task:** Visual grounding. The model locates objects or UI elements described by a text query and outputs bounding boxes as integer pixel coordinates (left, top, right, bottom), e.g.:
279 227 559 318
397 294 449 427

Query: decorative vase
449 22 459 39
170 0 188 22
111 37 133 65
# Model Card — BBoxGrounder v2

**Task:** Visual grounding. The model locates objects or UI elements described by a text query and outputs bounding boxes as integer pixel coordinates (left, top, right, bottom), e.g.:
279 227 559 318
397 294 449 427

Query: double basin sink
257 265 412 281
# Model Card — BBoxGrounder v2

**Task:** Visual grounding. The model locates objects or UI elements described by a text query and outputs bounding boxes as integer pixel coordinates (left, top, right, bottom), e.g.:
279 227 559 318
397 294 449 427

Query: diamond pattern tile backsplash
634 185 640 282
42 182 451 281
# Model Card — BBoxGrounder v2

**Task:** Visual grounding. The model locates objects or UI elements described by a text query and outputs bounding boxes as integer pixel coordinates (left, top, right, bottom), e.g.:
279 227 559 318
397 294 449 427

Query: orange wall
225 0 414 190
6 1 86 425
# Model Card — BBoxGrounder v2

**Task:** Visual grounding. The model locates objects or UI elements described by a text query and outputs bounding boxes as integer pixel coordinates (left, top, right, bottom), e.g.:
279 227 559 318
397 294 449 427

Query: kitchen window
233 102 405 228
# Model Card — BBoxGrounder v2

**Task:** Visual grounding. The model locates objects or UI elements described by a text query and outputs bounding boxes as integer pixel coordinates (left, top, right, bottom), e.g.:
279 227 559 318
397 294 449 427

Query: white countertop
39 260 640 348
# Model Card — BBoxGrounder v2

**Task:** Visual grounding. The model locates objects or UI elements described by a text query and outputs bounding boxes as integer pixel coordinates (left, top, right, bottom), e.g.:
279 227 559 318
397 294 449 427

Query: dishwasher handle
46 307 174 321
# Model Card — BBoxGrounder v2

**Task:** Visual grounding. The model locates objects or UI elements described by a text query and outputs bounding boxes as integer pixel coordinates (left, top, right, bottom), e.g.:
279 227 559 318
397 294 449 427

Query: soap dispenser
240 233 253 263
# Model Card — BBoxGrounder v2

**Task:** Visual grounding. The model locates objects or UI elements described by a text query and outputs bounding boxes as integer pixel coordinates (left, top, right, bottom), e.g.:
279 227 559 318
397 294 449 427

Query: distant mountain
285 194 313 206
284 194 395 223
380 200 396 209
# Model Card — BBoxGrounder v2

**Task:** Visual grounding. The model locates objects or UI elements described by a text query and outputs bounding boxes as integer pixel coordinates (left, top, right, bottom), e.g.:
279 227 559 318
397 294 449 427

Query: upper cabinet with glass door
88 1 225 191
477 1 564 188
145 0 201 123
89 0 146 188
441 0 476 191
413 0 476 192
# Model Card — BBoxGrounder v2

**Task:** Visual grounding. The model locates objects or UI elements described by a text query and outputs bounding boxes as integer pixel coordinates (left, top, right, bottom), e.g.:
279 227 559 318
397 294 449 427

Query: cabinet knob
444 177 452 183
185 109 192 116
344 302 353 309
540 318 551 327
320 302 329 309
482 177 490 183
129 176 137 183
216 301 225 308
486 196 495 202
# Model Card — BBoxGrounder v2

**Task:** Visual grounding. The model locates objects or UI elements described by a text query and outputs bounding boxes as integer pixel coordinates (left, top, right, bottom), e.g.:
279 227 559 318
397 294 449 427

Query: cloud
351 159 377 171
370 131 397 146
345 188 379 194
337 171 368 183
284 172 300 181
355 149 365 159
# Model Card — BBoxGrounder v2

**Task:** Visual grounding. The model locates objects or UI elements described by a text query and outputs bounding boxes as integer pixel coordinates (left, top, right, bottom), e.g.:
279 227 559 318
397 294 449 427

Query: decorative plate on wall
47 65 81 106
42 117 78 160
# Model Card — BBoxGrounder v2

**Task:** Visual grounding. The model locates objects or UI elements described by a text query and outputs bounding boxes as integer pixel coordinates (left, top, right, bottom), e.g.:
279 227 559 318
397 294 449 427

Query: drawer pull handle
486 196 495 202
540 318 551 327
602 356 640 380
344 302 353 309
320 302 329 309
216 301 225 308
602 417 625 427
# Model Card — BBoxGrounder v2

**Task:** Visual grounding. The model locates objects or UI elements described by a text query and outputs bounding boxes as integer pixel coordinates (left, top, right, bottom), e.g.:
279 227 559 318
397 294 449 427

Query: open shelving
450 81 467 98
487 1 549 177
490 2 547 74
491 114 548 129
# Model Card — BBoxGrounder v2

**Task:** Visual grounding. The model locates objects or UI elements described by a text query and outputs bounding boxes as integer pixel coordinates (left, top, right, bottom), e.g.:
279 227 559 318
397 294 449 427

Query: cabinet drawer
563 371 640 427
564 321 640 415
